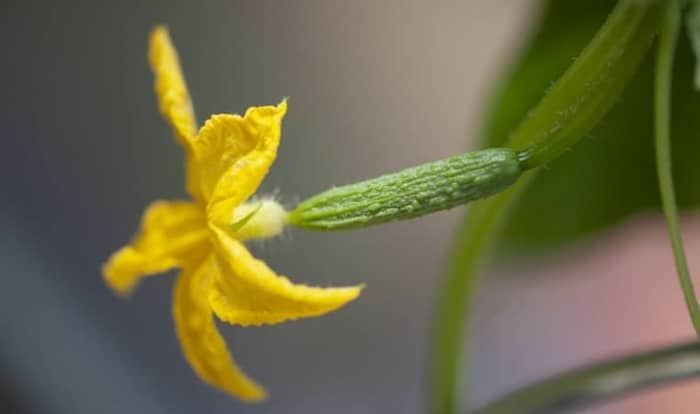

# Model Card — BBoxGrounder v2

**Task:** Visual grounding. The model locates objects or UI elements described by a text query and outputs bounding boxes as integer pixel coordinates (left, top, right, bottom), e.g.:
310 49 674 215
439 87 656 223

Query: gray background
2 1 700 413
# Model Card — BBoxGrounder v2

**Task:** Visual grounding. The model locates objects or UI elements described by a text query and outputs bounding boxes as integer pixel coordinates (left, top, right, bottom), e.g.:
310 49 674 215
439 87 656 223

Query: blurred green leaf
481 0 700 254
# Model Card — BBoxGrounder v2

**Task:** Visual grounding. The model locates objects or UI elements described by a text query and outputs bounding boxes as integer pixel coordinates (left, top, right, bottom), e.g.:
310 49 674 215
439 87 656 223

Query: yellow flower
102 26 362 402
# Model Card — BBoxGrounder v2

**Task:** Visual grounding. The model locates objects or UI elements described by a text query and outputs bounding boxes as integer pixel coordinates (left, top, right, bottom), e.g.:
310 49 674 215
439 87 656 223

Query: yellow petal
208 226 363 326
194 100 287 227
173 255 267 402
149 25 198 146
184 155 203 204
149 25 202 201
102 200 209 296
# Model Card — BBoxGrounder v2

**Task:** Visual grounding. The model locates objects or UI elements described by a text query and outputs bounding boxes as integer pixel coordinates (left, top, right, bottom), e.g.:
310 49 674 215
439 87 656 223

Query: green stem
515 1 664 169
472 341 700 414
429 177 534 414
654 0 700 337
428 2 663 413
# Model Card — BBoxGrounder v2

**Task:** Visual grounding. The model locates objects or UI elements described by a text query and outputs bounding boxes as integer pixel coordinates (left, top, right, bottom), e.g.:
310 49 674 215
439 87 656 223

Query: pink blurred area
472 214 700 413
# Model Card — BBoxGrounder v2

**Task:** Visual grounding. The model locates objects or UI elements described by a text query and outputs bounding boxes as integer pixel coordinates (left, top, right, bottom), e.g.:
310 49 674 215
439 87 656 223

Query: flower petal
102 200 209 296
149 26 202 200
208 226 363 326
149 26 198 147
173 255 266 402
194 101 287 227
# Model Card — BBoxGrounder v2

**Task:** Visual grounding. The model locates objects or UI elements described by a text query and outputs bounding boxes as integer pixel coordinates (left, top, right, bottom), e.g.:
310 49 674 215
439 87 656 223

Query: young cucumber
288 148 522 230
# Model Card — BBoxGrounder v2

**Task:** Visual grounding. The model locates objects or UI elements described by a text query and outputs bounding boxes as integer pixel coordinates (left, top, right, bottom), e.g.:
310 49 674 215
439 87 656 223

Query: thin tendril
654 0 700 338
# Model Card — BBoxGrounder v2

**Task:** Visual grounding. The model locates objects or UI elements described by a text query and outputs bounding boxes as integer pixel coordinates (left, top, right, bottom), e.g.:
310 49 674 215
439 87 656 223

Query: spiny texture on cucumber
288 148 522 230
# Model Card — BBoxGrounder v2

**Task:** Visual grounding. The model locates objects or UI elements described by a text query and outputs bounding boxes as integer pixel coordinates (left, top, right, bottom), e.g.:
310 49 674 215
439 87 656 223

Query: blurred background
2 0 700 413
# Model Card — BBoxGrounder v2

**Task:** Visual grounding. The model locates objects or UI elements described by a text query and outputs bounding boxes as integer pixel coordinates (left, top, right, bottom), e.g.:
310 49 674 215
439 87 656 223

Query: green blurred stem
654 0 700 338
472 341 700 414
428 2 663 413
429 178 533 414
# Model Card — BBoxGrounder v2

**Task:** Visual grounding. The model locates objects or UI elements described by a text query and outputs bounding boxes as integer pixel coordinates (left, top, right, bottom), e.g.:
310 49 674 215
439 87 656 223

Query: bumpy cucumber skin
288 148 522 230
